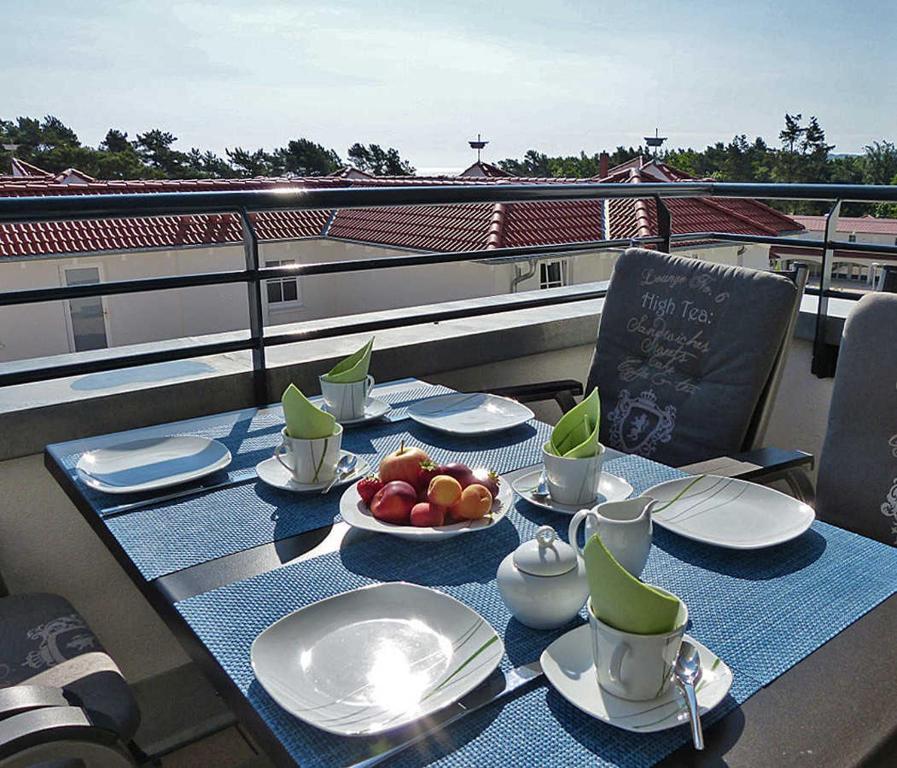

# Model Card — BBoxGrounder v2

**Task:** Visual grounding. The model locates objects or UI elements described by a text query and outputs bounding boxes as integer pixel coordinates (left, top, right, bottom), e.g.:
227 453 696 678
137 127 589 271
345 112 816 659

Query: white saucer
256 451 370 493
320 398 392 425
511 469 634 515
541 626 733 733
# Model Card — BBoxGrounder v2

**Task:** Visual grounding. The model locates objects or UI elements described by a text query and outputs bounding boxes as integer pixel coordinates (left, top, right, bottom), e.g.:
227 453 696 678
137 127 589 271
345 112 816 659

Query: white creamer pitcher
568 497 655 577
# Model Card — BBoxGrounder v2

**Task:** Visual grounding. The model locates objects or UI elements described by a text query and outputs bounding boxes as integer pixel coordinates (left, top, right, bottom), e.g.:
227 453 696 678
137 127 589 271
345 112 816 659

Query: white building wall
0 239 770 364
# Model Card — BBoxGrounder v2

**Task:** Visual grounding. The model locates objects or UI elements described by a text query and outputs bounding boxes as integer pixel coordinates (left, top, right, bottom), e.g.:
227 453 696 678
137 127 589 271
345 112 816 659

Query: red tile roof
458 161 513 178
0 159 802 259
792 215 897 236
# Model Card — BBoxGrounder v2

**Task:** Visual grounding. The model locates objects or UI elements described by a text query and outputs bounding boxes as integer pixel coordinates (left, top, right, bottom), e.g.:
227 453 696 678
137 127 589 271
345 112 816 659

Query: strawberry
357 476 384 505
415 460 441 493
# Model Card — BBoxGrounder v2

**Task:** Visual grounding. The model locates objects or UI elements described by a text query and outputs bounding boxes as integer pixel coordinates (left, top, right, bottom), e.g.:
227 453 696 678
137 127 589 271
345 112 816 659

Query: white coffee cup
587 594 688 701
274 424 343 484
319 375 375 421
541 443 606 506
568 497 654 578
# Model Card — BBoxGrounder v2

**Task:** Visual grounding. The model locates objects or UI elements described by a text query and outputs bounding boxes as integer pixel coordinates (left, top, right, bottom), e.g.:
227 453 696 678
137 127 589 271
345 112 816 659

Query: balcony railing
3 181 897 399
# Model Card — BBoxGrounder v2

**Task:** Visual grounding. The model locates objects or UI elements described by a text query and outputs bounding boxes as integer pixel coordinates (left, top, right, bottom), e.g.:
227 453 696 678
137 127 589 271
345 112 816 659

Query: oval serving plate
643 474 815 549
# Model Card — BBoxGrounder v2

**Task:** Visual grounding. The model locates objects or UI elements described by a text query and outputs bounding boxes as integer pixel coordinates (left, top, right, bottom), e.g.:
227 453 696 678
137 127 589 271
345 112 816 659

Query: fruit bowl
340 480 513 541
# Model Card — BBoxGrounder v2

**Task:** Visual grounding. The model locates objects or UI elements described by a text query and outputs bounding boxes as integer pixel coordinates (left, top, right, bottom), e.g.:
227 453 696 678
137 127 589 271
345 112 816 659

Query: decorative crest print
22 613 95 672
880 477 897 544
608 389 677 457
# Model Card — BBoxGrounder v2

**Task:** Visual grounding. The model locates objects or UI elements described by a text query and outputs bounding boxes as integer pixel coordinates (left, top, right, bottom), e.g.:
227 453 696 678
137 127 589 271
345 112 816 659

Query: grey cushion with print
817 294 897 545
585 248 796 467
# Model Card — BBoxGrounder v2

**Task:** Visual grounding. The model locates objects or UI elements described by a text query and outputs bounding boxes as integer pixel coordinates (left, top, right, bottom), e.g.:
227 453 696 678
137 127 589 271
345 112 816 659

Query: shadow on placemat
402 421 540 452
244 677 495 768
338 518 521 587
652 527 828 580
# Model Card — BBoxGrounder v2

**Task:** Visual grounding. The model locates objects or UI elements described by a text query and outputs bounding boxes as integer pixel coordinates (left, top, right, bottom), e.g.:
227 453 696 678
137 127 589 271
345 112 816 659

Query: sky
5 0 897 174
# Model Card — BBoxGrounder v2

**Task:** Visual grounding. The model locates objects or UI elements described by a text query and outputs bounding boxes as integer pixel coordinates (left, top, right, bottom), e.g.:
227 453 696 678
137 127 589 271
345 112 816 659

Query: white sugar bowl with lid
497 525 589 630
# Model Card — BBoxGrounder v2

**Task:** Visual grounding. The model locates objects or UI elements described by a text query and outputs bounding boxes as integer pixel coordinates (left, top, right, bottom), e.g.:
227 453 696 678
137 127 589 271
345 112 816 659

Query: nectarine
410 502 446 527
369 480 417 525
451 483 493 520
427 475 463 507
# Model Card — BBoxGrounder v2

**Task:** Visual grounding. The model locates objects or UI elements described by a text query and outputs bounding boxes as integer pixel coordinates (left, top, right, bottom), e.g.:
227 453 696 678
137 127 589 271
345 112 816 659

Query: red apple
379 441 431 486
410 502 446 527
369 481 417 525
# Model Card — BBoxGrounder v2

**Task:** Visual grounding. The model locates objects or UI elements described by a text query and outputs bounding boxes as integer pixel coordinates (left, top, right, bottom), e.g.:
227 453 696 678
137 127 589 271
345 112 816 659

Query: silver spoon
320 454 358 494
530 471 550 500
674 640 704 750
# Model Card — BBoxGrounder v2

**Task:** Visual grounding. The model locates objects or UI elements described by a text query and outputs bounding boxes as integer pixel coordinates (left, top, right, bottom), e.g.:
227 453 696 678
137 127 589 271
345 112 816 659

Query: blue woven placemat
48 380 455 516
174 481 897 768
101 418 556 580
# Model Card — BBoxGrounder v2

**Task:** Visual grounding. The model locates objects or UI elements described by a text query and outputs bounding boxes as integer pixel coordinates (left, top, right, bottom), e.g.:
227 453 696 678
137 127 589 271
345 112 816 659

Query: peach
410 502 446 527
427 474 463 507
451 483 493 520
369 481 417 525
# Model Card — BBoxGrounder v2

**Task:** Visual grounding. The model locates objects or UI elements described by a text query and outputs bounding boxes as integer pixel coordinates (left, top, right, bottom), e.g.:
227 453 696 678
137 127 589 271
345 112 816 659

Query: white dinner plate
321 398 392 425
255 451 371 493
407 393 534 435
340 477 513 541
251 582 504 736
511 469 634 515
643 474 815 549
75 436 232 494
541 625 732 733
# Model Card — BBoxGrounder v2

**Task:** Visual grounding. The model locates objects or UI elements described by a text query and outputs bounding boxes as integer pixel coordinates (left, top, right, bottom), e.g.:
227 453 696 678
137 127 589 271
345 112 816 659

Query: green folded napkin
584 533 681 635
322 338 374 383
282 384 336 439
547 387 601 457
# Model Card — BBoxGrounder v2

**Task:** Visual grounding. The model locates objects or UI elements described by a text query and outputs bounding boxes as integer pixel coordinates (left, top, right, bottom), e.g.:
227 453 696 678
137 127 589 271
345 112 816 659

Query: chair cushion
0 593 140 739
817 294 897 545
586 248 797 467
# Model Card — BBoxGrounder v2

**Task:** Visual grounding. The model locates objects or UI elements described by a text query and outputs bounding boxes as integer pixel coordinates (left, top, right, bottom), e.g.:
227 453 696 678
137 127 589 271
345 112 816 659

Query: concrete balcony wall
0 285 839 683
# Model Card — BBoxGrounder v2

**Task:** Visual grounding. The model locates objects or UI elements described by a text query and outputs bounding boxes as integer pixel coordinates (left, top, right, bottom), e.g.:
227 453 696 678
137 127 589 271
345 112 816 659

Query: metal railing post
240 209 269 405
654 197 672 253
811 200 841 378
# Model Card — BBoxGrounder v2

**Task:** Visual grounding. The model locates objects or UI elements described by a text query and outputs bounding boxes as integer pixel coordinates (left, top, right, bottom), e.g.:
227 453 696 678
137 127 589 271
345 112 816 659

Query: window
848 234 857 243
265 260 301 306
539 260 568 289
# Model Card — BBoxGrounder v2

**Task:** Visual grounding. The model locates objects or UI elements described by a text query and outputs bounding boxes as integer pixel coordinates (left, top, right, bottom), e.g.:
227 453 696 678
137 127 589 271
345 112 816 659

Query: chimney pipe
599 151 609 179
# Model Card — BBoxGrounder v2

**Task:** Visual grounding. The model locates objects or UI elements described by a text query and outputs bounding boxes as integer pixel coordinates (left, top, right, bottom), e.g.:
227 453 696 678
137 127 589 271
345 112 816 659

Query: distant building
774 215 897 286
0 157 801 363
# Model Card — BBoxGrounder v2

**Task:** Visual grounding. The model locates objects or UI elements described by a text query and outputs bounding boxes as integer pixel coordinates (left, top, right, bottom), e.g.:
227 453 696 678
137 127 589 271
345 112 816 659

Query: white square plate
250 583 504 736
407 393 534 435
75 436 232 494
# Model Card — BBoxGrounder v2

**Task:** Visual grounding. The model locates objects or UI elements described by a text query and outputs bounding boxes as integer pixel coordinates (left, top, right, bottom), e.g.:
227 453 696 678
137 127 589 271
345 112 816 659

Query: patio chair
0 575 140 766
490 248 811 488
816 293 897 546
